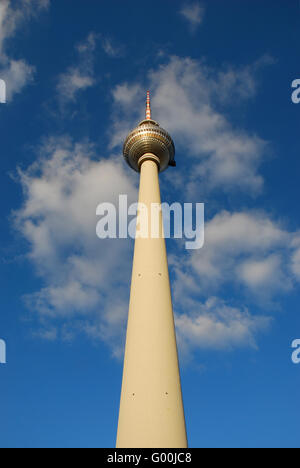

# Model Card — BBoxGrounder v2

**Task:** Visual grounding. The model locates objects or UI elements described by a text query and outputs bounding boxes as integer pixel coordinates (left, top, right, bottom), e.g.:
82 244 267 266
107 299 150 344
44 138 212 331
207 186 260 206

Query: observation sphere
123 118 176 173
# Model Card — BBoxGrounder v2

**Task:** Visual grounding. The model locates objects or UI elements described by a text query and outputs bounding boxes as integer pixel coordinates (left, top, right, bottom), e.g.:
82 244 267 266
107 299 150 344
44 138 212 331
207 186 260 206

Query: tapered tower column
116 93 187 448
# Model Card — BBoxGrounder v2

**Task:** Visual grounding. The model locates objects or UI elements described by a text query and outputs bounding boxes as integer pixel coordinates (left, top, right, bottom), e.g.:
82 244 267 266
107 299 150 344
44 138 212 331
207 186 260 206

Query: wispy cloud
214 55 276 104
0 0 49 100
179 2 205 33
101 36 124 58
57 32 97 104
56 32 123 106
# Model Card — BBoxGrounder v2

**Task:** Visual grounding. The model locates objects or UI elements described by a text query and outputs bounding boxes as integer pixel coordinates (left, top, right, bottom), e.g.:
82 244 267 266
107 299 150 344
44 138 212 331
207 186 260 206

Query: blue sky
0 0 299 448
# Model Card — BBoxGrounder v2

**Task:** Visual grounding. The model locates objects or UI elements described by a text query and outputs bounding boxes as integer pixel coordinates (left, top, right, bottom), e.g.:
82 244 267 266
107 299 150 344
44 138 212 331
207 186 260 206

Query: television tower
116 92 188 448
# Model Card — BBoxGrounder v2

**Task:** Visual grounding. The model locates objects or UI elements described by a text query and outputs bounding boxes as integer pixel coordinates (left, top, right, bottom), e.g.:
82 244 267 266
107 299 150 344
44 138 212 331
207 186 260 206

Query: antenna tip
146 90 151 120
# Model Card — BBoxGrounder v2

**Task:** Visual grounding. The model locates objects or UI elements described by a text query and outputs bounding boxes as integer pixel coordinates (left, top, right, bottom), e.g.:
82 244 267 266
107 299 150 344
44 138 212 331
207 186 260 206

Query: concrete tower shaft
116 93 187 448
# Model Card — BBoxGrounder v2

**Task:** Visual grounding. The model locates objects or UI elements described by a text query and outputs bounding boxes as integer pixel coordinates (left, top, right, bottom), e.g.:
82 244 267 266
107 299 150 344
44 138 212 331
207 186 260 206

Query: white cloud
214 55 275 104
290 236 300 281
57 32 97 104
110 83 144 149
171 210 298 306
175 297 270 356
33 326 57 341
57 69 94 103
0 0 49 100
1 58 35 99
180 2 205 32
292 251 300 279
237 255 288 292
171 209 300 358
13 136 138 354
26 281 101 318
111 55 274 195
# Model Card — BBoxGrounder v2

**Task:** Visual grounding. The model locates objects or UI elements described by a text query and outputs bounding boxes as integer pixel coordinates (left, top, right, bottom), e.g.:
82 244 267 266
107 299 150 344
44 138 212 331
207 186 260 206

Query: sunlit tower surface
116 92 188 448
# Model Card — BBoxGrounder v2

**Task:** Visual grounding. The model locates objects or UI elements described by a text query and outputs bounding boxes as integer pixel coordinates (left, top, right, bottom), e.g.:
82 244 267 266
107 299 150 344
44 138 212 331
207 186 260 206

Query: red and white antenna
146 90 151 120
